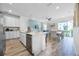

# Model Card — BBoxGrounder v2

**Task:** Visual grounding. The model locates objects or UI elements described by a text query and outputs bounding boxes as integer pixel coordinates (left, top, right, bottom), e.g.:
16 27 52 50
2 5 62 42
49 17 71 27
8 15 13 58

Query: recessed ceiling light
9 3 13 5
8 10 12 13
56 6 60 10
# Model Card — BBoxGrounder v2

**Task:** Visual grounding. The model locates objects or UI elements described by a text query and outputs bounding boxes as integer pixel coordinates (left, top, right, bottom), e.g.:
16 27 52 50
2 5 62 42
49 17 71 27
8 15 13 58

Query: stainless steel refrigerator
0 24 5 56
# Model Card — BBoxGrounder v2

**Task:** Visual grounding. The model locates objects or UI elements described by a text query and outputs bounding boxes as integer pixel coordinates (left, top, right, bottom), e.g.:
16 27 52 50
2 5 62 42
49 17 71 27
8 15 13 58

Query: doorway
58 20 73 37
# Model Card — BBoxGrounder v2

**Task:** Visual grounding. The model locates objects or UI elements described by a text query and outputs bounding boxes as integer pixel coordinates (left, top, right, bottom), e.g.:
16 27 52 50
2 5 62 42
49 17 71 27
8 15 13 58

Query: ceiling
0 3 75 20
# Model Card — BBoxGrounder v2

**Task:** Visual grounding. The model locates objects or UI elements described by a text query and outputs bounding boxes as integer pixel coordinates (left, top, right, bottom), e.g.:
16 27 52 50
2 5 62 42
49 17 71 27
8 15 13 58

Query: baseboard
6 37 20 40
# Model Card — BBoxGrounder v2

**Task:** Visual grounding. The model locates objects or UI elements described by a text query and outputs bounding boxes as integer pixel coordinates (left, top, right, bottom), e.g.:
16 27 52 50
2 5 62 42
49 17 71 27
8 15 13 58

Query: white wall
19 16 29 32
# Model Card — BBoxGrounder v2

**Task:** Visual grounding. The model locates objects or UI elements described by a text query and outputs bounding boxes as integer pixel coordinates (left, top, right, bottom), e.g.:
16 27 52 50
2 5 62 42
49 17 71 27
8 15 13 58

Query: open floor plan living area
0 3 79 56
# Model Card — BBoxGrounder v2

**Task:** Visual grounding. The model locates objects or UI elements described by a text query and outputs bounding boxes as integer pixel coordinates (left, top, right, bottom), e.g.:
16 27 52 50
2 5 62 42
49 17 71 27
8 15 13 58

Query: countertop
27 32 44 35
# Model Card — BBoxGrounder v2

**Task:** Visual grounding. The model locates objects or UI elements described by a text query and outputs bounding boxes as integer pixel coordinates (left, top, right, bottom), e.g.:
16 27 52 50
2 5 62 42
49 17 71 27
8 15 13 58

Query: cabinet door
20 33 26 46
16 31 20 38
5 32 10 39
32 36 42 55
0 16 5 25
4 15 19 27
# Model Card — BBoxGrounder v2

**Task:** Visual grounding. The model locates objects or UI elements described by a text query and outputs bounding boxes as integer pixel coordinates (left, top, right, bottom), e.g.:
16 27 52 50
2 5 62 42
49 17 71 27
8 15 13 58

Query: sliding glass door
58 20 73 37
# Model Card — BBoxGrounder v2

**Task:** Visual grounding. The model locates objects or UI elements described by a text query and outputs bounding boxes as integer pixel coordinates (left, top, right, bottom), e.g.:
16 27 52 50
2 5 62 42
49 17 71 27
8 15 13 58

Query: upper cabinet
4 15 20 27
0 14 5 25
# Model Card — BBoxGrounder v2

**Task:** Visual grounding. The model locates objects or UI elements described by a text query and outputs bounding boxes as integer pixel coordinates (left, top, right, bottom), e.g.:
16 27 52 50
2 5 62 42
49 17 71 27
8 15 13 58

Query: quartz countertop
27 32 44 35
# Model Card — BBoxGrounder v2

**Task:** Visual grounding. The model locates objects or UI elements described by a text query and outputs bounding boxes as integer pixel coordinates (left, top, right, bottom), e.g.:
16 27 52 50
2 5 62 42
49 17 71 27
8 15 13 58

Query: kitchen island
26 32 46 55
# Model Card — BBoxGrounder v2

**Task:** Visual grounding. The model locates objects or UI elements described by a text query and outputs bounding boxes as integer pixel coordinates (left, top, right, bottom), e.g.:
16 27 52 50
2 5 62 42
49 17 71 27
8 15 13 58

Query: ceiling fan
46 17 52 21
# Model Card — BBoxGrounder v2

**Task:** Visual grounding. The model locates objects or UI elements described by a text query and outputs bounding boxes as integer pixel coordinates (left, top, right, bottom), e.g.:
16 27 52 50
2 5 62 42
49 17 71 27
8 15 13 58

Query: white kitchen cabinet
5 31 20 39
16 31 20 38
5 32 10 39
20 32 26 46
4 15 20 27
0 15 5 25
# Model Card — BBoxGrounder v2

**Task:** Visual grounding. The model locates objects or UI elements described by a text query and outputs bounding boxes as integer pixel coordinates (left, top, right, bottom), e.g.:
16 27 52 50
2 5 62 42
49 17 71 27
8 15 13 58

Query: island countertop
27 32 45 35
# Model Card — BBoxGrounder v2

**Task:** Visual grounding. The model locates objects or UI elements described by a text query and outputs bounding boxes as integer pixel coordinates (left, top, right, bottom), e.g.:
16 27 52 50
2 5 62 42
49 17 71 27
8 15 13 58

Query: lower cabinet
20 32 26 46
20 32 46 56
5 31 20 39
26 33 46 56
